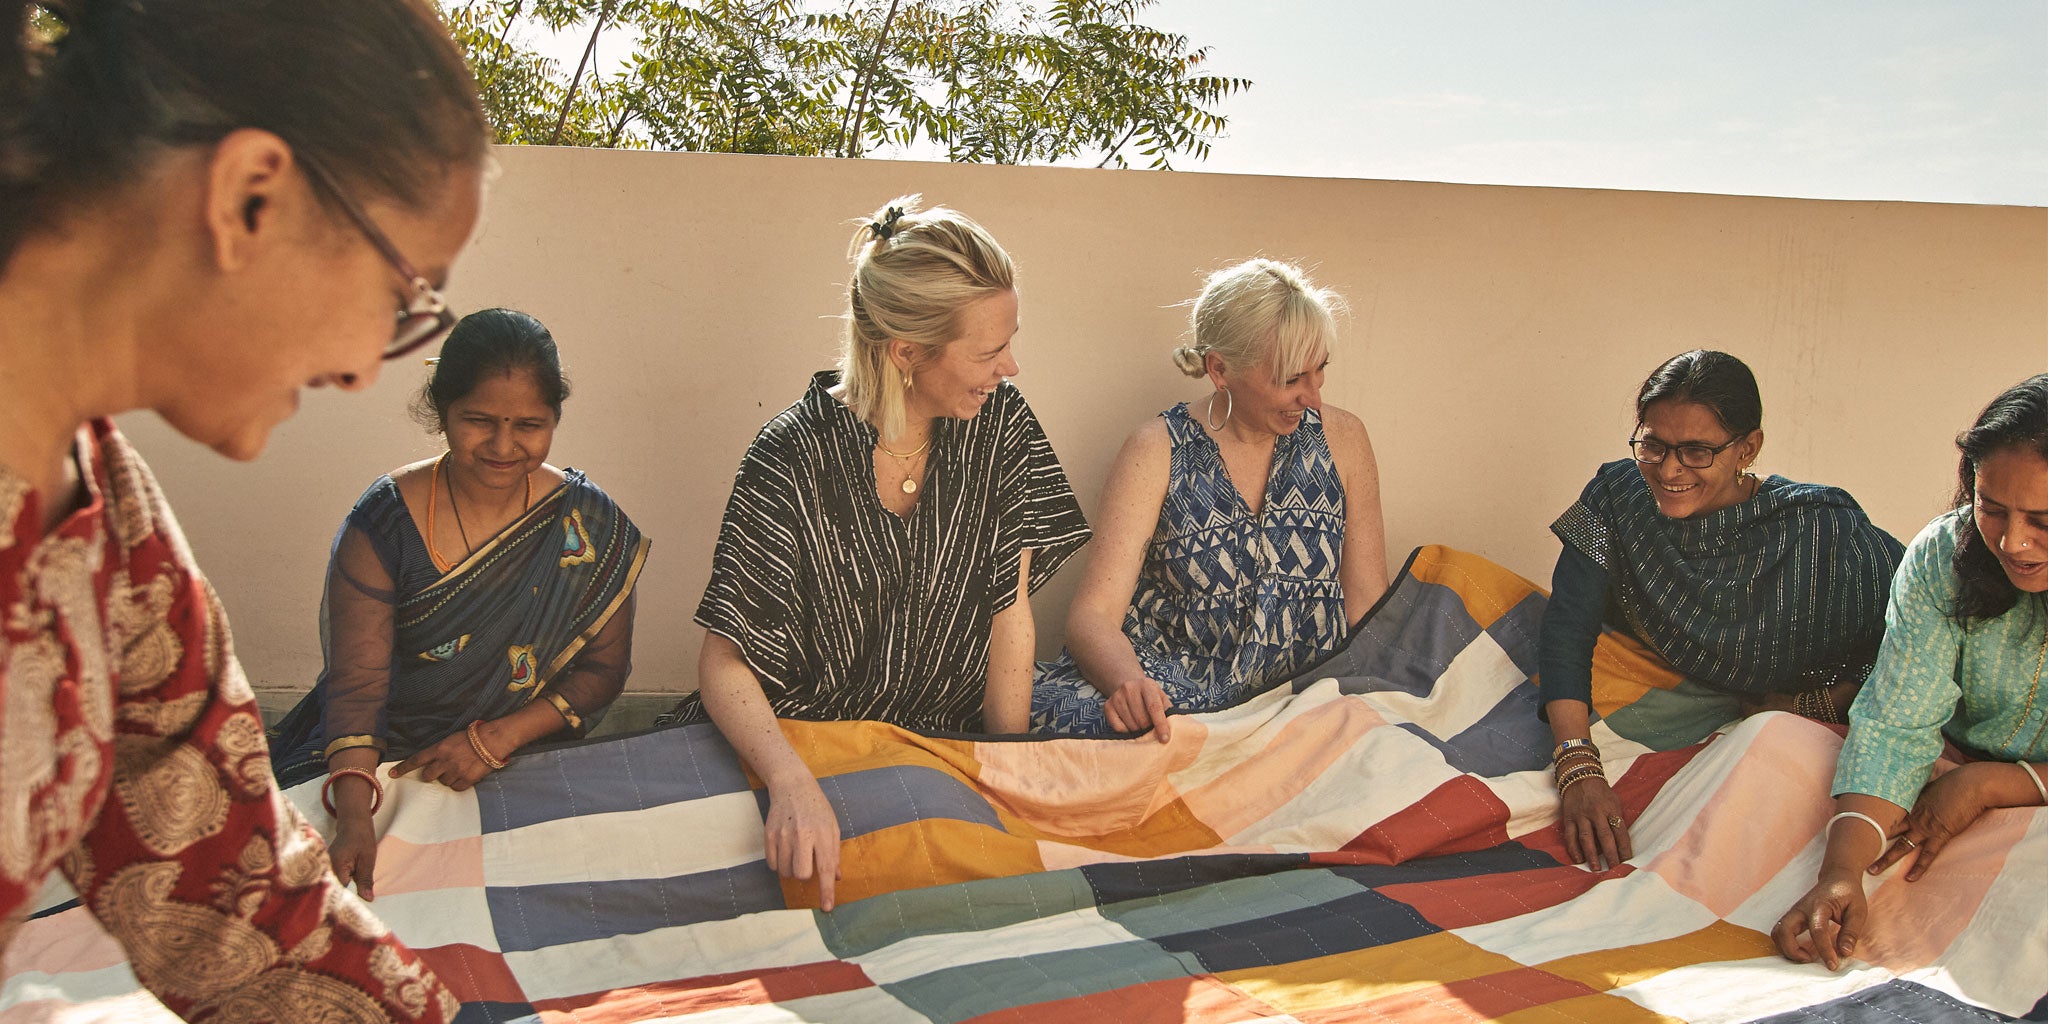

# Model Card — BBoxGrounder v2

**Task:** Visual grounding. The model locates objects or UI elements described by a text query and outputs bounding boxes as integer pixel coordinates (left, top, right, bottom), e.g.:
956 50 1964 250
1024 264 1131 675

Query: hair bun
1170 345 1207 377
850 193 923 256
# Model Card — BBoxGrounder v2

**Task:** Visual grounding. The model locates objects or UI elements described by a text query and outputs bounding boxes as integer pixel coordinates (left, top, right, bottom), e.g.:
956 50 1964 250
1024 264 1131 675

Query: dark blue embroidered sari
1549 459 1903 696
268 470 648 786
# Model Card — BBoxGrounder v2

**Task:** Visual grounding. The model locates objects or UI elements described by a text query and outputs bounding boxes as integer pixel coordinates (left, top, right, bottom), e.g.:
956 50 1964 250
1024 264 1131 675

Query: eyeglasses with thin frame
297 157 457 361
1629 434 1742 469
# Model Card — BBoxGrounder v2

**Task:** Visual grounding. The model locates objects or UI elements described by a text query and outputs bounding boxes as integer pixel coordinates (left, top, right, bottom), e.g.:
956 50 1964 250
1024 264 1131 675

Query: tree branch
550 0 616 145
839 0 900 157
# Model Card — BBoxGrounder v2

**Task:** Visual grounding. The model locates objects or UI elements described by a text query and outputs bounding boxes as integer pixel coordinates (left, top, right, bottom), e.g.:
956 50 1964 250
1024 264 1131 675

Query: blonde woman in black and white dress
658 196 1090 910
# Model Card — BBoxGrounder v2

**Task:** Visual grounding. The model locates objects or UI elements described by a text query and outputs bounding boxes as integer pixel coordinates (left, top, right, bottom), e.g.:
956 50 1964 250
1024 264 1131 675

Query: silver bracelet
2019 762 2048 806
1827 809 1890 851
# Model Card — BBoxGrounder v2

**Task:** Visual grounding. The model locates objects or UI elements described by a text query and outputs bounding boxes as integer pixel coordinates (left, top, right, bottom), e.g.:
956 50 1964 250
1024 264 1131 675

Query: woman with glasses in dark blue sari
268 308 649 900
1538 350 1903 872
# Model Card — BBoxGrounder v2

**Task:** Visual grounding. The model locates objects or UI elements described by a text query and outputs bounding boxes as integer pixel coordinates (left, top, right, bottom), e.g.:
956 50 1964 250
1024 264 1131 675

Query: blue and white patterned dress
1032 402 1348 733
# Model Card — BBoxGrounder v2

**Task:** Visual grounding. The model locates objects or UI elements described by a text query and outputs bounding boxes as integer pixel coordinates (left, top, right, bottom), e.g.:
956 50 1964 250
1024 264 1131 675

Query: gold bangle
322 734 386 761
1554 765 1604 789
1551 738 1601 761
1795 686 1844 724
1553 750 1602 771
1557 771 1603 796
544 692 584 733
467 720 509 771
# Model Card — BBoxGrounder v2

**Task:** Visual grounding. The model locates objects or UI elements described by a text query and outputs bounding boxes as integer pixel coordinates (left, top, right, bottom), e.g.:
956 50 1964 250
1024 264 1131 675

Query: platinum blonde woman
1033 258 1389 739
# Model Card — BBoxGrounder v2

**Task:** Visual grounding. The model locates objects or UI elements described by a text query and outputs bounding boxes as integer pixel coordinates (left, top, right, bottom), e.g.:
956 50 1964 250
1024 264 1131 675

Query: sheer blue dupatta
269 471 648 786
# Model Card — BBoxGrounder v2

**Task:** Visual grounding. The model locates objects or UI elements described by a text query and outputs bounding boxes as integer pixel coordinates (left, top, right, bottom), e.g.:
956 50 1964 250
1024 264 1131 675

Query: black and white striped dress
662 371 1090 733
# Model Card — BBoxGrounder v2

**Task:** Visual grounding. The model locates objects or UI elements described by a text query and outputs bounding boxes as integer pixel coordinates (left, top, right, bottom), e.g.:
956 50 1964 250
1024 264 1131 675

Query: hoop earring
905 369 914 392
1206 388 1232 431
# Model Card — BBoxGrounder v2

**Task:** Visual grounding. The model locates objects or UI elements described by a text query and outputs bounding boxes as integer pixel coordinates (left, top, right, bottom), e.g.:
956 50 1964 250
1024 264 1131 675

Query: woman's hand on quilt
1557 777 1632 870
327 813 381 902
390 730 495 791
1868 762 2002 881
1103 677 1173 742
765 773 842 912
1773 870 1866 970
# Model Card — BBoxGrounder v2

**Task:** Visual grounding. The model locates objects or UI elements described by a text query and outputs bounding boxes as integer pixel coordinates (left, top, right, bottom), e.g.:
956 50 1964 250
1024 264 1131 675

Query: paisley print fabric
0 420 453 1020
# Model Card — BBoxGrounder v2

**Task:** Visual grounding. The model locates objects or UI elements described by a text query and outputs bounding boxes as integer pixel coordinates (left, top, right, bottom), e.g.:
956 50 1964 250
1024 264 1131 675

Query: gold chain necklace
877 437 930 460
877 435 931 495
2003 620 2048 754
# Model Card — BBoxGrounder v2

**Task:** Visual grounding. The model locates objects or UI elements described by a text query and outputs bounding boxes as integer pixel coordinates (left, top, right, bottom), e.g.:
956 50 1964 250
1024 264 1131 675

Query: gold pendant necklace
879 434 931 497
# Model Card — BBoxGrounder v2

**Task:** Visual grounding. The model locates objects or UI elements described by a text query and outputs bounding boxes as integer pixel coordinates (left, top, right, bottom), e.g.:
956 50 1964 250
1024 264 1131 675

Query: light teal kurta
1834 510 2048 808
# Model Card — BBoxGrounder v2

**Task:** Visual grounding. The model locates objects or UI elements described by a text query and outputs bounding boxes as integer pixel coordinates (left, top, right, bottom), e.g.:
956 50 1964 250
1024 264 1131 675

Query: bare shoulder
1123 415 1172 459
537 463 569 488
1093 414 1173 513
1316 404 1374 454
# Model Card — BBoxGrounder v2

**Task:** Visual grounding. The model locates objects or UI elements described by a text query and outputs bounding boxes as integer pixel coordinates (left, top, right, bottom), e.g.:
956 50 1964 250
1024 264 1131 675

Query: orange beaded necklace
425 452 531 571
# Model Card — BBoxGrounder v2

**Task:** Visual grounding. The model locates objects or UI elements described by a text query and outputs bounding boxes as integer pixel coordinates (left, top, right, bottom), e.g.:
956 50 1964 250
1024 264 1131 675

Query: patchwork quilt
5 546 2045 1022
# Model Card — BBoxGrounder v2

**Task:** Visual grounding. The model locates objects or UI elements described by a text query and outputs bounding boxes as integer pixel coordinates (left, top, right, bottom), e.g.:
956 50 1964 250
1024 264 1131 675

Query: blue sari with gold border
268 469 648 786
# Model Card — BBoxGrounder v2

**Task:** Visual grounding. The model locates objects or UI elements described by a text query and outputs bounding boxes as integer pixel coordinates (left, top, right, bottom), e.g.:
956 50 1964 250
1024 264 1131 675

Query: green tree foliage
437 0 1249 168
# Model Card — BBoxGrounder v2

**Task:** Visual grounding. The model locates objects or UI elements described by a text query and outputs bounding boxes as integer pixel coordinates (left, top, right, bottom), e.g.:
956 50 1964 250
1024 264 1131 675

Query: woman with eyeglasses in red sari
0 0 488 1017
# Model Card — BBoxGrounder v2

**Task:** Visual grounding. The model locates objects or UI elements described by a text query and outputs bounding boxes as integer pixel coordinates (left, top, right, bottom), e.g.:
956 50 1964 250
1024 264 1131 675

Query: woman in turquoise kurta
1032 259 1388 737
1776 372 2048 970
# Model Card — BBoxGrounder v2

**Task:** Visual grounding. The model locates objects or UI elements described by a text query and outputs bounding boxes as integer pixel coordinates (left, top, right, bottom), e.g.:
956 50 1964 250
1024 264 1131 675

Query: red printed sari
0 420 455 1021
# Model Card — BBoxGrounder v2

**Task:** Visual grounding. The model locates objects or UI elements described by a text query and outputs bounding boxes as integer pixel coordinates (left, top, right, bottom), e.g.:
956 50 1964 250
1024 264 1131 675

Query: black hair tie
869 205 905 241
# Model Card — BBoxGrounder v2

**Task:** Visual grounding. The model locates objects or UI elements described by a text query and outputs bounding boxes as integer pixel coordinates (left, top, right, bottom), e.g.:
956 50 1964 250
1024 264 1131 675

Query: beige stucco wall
119 146 2047 697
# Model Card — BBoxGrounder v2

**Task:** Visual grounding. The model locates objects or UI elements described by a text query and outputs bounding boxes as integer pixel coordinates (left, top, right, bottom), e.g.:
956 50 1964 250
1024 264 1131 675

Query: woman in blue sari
268 308 649 899
1539 350 1903 871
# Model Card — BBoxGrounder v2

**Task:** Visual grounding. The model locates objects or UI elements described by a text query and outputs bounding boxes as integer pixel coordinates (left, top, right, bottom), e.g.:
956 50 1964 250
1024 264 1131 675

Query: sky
537 1 2048 206
1133 1 2046 206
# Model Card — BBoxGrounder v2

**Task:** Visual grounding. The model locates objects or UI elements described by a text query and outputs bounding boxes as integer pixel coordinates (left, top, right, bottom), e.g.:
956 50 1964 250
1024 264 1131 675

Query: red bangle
321 767 385 816
467 720 510 771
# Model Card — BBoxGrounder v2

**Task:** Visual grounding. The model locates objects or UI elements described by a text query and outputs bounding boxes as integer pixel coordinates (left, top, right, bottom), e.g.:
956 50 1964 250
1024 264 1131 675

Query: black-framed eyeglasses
298 156 457 361
1630 435 1742 469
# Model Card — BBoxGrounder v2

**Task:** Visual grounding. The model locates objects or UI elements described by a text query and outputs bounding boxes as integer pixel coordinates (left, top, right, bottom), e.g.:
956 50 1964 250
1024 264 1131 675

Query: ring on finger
1898 836 1918 850
1606 814 1625 829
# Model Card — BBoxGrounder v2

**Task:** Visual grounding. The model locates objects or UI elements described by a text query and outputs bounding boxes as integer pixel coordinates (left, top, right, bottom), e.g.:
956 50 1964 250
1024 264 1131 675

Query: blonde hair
1171 259 1343 383
840 195 1016 441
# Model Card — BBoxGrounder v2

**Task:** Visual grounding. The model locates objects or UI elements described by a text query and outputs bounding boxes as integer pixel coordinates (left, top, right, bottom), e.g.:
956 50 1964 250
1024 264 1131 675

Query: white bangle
1827 810 1890 850
2019 762 2048 806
